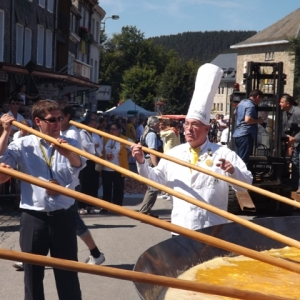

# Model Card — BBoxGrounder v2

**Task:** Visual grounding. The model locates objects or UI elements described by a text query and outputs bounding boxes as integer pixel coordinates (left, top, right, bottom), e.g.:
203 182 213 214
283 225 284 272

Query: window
0 10 4 62
70 13 77 32
90 58 93 80
85 10 89 28
94 60 98 83
68 53 75 75
91 18 95 37
265 52 275 61
39 0 45 8
47 0 54 13
96 21 99 43
16 24 24 64
37 25 45 65
45 29 52 67
24 28 32 65
16 24 32 65
220 103 223 112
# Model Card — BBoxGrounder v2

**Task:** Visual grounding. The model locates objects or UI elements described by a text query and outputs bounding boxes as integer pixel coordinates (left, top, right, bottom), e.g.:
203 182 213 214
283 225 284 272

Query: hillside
150 30 257 63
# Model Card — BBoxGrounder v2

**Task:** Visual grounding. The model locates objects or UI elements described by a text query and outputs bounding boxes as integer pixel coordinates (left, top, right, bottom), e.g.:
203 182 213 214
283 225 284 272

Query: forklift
228 61 297 216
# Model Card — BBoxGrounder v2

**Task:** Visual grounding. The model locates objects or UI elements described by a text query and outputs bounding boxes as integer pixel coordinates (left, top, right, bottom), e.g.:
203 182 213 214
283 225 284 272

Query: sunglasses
39 116 64 123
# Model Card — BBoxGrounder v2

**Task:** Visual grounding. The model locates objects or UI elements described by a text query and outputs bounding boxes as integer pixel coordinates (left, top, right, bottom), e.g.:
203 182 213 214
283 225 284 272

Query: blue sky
100 0 300 38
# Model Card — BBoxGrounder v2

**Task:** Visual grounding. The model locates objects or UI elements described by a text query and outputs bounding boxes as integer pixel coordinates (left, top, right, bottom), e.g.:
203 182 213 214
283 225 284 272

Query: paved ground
0 194 172 300
0 192 298 300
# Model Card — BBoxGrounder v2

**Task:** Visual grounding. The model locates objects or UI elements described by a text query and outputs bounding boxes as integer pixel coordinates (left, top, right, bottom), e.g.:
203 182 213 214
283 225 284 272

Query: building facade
0 0 105 108
231 8 300 97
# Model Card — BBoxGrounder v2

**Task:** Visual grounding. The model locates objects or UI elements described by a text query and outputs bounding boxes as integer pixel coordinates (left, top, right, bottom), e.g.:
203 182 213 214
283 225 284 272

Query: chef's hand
131 144 145 164
216 158 234 174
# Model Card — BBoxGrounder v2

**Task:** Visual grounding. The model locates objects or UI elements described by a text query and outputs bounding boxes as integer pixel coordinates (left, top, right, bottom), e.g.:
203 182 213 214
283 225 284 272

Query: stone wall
236 43 295 95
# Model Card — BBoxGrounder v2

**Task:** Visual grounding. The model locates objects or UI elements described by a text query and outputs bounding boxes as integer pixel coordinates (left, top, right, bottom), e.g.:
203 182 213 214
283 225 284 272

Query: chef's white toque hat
186 63 223 125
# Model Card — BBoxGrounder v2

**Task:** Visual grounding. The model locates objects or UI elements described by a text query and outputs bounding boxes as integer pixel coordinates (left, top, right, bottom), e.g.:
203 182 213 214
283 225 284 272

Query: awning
0 63 100 89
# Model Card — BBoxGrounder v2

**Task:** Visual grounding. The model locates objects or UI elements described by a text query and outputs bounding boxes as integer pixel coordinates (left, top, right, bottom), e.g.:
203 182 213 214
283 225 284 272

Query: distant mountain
149 31 257 63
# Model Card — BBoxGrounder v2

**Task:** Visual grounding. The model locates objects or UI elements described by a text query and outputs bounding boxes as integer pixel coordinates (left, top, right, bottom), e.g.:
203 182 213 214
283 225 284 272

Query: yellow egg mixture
163 247 300 299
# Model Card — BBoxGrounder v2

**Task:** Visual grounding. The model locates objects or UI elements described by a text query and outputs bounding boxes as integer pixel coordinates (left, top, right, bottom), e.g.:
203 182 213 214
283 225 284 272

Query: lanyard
39 138 55 179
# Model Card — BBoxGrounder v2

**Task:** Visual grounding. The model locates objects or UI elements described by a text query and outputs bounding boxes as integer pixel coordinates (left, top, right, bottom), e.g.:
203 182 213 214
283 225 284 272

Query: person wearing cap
131 64 252 232
232 89 265 166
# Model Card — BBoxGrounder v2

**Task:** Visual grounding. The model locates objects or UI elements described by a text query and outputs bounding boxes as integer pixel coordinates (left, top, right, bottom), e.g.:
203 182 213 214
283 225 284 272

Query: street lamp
101 15 120 32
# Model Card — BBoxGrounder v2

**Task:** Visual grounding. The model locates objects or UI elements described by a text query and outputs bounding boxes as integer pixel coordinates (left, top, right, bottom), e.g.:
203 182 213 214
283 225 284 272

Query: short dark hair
110 122 121 130
249 89 263 98
32 100 59 119
281 93 298 106
59 103 75 120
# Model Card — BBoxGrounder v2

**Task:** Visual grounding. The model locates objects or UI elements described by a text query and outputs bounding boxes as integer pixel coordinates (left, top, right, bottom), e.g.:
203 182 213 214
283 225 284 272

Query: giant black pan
133 216 300 300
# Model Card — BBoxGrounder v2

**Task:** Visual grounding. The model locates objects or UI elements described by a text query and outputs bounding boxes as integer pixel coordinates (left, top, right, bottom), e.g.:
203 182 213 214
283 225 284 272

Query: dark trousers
20 208 81 300
102 170 125 206
291 143 300 190
234 134 254 166
78 160 99 209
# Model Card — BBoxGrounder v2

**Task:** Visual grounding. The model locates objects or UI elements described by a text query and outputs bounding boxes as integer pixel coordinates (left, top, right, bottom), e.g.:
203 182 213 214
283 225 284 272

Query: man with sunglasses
0 100 85 300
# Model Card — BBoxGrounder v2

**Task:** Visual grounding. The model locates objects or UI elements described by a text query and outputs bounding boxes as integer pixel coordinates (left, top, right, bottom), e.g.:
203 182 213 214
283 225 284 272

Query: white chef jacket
137 139 252 233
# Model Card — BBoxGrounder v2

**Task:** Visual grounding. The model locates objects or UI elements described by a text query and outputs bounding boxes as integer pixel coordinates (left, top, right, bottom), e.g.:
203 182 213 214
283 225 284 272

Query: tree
120 66 157 111
156 58 198 114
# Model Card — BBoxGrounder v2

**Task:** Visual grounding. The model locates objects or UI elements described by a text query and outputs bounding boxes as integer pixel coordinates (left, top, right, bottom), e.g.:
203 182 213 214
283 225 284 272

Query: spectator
12 119 31 141
60 103 105 265
98 117 107 132
78 112 101 214
138 116 163 217
16 84 39 106
7 98 24 142
20 105 33 127
159 119 179 153
101 122 132 212
126 116 137 142
216 114 228 142
136 119 145 142
209 118 219 143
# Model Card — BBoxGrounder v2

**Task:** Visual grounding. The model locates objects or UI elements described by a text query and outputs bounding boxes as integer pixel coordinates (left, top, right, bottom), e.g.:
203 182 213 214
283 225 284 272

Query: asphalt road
0 193 298 300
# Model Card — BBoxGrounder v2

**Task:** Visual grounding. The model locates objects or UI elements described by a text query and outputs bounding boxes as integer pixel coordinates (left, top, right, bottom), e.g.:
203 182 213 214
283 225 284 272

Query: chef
132 63 252 232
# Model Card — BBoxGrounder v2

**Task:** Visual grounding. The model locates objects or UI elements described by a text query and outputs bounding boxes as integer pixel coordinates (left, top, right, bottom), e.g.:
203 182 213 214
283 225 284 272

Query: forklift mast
230 61 286 157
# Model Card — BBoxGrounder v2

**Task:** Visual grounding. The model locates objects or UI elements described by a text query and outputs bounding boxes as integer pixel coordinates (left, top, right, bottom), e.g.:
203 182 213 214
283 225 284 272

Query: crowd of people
0 63 298 299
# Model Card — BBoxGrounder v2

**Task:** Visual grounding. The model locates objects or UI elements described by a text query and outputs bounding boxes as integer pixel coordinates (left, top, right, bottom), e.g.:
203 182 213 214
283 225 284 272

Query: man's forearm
65 152 82 168
0 130 10 155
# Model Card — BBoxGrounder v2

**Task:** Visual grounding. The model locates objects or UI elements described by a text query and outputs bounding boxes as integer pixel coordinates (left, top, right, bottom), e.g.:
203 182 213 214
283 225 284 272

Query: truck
228 61 297 216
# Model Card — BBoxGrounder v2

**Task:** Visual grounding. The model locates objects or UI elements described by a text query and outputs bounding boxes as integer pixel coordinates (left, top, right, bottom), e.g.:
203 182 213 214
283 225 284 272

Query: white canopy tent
104 99 156 117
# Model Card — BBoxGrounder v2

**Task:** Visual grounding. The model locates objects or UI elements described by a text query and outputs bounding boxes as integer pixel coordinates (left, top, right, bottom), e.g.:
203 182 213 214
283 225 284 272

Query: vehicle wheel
227 186 242 214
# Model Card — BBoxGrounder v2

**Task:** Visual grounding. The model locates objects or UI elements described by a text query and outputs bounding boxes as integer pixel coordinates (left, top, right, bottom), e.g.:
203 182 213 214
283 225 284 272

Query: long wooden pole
70 120 300 209
1 166 300 276
0 248 292 300
10 121 300 251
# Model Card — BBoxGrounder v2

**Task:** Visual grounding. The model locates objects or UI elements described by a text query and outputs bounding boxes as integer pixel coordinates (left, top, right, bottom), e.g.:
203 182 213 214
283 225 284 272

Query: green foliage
288 37 300 98
157 58 198 114
120 66 157 111
150 30 257 63
99 27 255 114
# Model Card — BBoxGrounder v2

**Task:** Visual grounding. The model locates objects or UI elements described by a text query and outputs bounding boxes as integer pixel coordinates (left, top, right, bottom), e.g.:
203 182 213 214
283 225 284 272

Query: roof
211 53 237 70
211 53 237 83
231 8 300 49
